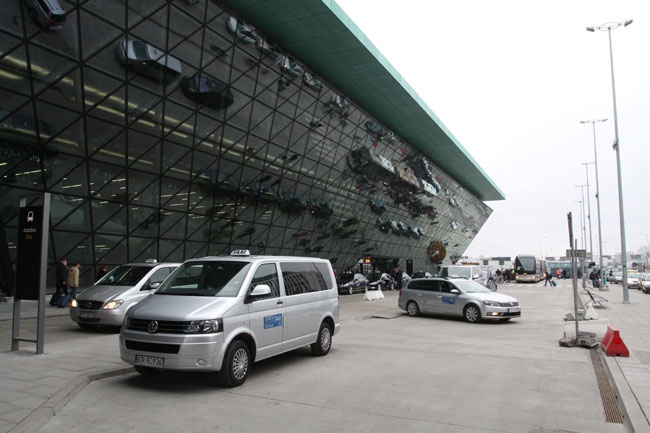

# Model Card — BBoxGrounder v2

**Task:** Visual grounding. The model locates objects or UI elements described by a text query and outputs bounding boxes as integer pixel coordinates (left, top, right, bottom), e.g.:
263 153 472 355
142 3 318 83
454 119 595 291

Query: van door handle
276 300 284 305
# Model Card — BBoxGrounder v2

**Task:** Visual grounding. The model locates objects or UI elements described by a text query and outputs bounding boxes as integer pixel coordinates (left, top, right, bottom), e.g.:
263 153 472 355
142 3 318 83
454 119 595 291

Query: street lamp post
587 19 632 303
581 162 594 265
575 197 586 286
539 235 547 258
580 118 607 287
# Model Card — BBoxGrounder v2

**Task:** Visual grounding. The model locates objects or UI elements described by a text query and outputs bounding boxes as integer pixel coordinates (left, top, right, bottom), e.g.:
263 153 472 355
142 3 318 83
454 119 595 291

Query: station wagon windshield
453 280 491 294
157 261 251 297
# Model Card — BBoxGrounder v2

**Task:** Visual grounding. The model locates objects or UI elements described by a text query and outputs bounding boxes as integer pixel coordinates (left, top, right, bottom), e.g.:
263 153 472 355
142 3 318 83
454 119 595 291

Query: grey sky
336 0 650 260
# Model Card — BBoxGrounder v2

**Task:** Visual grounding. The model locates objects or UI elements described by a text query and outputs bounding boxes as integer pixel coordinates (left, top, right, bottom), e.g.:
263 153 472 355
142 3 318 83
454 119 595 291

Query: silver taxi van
119 250 340 387
70 260 180 329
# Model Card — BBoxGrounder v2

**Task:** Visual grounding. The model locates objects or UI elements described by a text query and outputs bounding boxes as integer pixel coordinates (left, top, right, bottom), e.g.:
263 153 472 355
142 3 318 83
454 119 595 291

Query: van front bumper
119 329 225 371
70 306 125 327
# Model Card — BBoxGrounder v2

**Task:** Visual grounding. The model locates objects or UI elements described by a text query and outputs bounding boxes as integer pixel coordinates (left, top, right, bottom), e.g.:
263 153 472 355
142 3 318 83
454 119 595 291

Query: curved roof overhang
219 0 505 201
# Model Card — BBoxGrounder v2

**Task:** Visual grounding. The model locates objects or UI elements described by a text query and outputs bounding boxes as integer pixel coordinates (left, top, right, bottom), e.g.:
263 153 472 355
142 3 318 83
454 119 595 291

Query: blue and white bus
547 260 572 279
514 254 547 283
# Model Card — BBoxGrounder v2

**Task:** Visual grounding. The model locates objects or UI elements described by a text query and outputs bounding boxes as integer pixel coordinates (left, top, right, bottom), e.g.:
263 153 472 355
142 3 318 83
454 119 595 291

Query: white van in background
438 265 497 290
120 250 340 387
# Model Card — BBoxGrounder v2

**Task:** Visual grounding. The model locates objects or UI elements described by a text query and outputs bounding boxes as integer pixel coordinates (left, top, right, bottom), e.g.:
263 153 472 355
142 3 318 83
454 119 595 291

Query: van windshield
441 267 472 279
97 266 151 286
157 261 251 297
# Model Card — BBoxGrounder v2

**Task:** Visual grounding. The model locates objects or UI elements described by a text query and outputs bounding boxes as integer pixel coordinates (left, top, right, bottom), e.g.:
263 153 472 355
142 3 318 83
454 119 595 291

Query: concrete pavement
1 279 649 432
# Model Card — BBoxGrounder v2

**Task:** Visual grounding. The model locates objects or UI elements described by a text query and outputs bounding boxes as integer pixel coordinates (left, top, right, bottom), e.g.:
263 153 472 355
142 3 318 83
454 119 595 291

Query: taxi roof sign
231 249 251 256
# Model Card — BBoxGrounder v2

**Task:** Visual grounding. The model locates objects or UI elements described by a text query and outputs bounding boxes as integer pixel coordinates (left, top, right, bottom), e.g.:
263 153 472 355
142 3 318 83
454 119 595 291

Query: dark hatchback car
181 73 234 110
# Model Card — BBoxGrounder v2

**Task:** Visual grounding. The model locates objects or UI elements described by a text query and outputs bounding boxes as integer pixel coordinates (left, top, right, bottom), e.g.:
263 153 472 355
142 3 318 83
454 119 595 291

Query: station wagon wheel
406 301 420 317
311 322 332 356
464 304 481 323
218 340 250 387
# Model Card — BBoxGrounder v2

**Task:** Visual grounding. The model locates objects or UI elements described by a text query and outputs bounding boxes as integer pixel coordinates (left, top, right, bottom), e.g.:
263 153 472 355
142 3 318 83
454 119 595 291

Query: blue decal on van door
442 297 456 305
264 313 283 329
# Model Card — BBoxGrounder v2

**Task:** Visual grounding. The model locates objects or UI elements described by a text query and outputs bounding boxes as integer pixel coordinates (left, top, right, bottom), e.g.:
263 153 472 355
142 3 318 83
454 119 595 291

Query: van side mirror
450 289 459 294
250 284 271 297
144 282 160 291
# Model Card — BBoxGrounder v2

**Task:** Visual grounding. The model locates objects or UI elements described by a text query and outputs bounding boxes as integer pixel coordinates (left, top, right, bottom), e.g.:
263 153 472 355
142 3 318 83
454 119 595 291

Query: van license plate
79 313 95 319
135 355 164 368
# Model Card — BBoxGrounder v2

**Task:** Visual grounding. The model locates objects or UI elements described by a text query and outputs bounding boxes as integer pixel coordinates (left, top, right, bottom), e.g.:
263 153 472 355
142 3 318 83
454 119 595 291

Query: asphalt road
7 282 627 433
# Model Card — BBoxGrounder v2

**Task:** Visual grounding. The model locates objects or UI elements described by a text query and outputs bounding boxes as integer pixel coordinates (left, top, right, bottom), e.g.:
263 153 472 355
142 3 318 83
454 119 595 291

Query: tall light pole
587 19 632 303
581 162 594 264
539 235 547 258
580 118 607 287
575 188 587 251
575 197 586 285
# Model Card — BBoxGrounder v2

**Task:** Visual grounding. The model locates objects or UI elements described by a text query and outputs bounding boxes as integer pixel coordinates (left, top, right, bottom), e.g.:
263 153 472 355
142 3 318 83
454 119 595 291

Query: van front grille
125 340 180 354
77 300 104 310
127 318 188 334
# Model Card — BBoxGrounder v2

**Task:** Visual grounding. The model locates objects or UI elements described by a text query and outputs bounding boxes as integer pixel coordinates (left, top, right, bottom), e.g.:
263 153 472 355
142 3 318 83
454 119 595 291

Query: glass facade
0 0 492 290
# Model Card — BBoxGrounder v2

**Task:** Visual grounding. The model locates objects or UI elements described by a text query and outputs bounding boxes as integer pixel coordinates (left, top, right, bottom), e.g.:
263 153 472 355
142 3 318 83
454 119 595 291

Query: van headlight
103 300 124 310
70 298 78 308
182 319 222 334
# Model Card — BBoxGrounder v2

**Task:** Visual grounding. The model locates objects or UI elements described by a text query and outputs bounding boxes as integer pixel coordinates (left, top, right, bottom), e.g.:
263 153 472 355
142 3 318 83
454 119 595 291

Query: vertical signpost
12 194 50 354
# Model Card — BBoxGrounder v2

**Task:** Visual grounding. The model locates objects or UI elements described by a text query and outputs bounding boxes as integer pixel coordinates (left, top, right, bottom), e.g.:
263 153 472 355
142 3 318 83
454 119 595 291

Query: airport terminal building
0 0 504 290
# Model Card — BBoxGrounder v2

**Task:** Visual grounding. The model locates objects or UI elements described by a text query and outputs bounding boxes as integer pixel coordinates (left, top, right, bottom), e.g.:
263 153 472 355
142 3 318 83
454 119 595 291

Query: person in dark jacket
544 271 553 286
50 258 69 306
97 266 108 281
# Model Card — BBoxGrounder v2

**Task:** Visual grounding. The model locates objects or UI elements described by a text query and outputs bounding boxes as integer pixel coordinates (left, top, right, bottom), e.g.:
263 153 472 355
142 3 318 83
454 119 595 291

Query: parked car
225 16 258 43
181 73 234 110
120 250 339 387
23 0 66 30
116 38 183 84
398 277 520 323
366 272 396 290
70 260 180 329
336 272 368 295
641 274 650 294
628 272 643 289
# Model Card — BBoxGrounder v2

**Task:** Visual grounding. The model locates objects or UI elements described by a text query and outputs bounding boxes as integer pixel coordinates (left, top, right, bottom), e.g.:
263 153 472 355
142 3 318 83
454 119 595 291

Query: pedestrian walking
68 263 80 300
50 258 68 306
544 271 553 286
394 267 403 291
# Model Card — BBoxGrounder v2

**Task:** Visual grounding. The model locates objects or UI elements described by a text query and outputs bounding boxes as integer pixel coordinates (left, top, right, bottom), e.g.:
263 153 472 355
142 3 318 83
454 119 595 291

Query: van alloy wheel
218 340 250 387
311 322 332 356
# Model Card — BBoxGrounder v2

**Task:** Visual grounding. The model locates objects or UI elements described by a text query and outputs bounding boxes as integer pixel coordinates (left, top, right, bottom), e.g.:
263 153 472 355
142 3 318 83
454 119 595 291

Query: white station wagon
398 277 521 323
